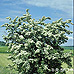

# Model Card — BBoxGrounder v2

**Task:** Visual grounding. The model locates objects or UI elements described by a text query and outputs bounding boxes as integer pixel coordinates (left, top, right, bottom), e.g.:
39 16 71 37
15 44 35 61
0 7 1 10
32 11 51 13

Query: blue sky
0 0 73 46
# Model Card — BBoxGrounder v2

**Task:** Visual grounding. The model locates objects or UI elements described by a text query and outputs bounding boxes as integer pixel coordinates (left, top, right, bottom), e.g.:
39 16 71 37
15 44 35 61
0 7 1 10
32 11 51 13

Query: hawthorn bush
2 9 73 74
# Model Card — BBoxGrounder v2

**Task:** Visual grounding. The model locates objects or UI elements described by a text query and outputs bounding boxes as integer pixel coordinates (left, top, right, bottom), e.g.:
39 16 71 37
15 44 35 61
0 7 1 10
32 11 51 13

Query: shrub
2 9 73 74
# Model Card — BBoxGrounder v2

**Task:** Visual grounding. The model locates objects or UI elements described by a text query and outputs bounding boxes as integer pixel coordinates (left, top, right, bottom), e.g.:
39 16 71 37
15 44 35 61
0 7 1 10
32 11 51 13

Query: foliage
0 46 8 53
0 53 18 74
0 41 6 46
2 9 73 74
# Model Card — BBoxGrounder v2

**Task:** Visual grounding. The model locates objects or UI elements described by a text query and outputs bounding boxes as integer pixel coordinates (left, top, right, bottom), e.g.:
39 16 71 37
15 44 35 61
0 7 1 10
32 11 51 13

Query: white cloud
9 10 24 15
0 18 9 22
61 36 73 46
0 10 24 19
1 0 73 18
67 36 73 40
24 0 73 15
2 0 73 14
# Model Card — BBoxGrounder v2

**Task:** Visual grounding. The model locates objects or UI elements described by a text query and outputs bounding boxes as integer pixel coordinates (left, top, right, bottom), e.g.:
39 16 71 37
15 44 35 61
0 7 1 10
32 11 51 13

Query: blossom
19 35 24 39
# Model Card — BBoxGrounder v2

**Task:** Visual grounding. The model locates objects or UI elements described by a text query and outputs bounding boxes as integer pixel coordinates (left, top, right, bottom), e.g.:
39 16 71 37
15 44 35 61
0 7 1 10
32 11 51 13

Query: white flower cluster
25 32 31 36
36 41 42 48
27 39 35 44
18 26 23 30
35 49 40 54
24 43 28 49
19 35 24 39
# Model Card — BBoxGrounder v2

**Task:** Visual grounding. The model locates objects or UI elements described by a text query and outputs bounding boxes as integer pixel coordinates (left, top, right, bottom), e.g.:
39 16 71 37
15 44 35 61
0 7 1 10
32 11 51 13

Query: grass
0 46 17 74
0 53 18 74
0 53 14 74
61 46 73 50
61 46 73 53
64 49 73 53
0 53 11 66
0 46 9 53
0 46 73 74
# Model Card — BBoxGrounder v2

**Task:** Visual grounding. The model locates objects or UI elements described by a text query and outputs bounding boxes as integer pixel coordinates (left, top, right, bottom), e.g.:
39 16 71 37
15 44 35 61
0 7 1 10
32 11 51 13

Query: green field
61 46 73 50
61 46 73 56
0 53 18 74
0 46 73 74
0 46 9 53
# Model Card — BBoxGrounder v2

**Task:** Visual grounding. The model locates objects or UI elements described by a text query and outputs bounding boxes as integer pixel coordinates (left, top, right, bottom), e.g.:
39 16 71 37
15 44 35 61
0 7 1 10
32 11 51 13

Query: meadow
0 46 73 74
0 46 9 53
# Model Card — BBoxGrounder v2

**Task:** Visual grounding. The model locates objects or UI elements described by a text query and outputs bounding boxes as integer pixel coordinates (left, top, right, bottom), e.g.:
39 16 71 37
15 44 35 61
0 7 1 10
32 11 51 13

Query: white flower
19 35 24 39
50 47 53 49
24 43 28 47
29 25 32 28
36 41 42 47
14 35 17 38
44 49 49 54
14 33 18 35
44 27 48 30
23 30 25 32
25 32 31 35
30 40 34 43
12 24 15 26
35 49 40 53
44 65 48 70
66 19 71 23
18 26 22 29
11 45 15 51
38 36 42 39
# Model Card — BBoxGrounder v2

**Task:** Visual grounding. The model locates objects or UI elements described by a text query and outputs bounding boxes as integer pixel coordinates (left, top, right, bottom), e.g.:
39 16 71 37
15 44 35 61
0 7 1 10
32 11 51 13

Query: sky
0 0 73 46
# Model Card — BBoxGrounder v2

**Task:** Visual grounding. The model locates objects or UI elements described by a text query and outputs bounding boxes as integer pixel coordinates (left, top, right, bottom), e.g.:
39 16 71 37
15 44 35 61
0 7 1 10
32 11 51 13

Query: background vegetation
0 41 6 46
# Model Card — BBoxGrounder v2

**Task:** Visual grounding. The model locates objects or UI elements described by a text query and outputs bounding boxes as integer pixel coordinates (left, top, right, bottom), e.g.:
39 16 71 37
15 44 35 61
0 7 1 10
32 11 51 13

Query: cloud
1 0 73 18
0 18 8 22
9 10 24 15
1 0 73 14
0 10 25 19
24 0 73 15
61 36 73 46
67 36 73 40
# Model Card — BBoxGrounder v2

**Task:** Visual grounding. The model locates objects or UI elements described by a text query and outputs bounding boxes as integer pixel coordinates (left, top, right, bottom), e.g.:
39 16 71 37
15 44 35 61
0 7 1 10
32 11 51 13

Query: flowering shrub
2 9 73 74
